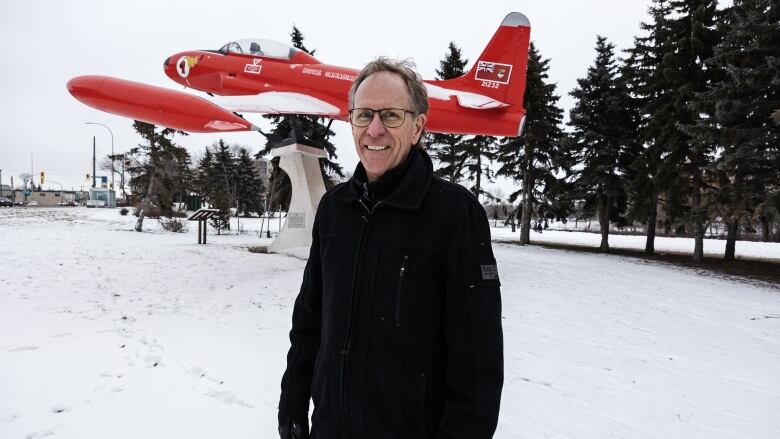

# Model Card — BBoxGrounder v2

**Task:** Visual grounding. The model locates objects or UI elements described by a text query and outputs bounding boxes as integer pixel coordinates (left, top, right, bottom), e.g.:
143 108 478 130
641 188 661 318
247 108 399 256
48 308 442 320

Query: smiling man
279 58 503 439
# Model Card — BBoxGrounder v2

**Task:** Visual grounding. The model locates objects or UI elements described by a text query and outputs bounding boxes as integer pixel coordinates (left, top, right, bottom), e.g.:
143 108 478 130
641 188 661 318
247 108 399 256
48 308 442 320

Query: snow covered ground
492 226 780 262
1 207 779 438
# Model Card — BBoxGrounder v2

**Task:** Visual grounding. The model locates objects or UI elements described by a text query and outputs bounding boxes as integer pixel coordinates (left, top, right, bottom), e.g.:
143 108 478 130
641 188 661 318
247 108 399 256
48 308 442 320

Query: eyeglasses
348 108 416 128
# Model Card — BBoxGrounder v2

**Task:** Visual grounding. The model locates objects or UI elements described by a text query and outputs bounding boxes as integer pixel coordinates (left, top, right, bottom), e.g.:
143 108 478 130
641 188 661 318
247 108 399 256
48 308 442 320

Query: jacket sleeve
278 211 323 418
436 200 504 439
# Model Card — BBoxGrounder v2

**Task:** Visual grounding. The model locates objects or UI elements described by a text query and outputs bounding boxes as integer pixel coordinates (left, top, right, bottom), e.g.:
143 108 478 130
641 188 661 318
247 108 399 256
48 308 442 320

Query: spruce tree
426 43 500 195
427 42 469 182
661 0 722 261
195 143 264 231
684 0 780 257
127 121 191 231
235 147 265 217
258 25 342 212
461 135 498 199
624 0 721 260
622 0 676 254
496 42 566 244
568 36 639 252
193 148 214 201
208 139 236 233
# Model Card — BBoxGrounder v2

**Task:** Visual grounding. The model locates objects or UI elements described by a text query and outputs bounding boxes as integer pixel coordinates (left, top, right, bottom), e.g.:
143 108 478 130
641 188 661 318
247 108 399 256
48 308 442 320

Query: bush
120 207 129 216
159 217 187 233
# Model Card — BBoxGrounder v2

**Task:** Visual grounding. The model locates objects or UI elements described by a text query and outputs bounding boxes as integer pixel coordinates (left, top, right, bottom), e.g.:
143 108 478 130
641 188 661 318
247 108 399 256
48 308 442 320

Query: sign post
187 208 220 244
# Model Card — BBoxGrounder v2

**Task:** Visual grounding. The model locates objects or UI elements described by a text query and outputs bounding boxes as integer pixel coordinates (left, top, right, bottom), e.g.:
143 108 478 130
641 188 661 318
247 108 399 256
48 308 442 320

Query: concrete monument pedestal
268 142 327 253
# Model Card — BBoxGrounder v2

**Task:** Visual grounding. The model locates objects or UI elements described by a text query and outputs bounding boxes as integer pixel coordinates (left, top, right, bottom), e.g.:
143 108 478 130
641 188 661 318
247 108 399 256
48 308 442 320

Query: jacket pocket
394 255 409 327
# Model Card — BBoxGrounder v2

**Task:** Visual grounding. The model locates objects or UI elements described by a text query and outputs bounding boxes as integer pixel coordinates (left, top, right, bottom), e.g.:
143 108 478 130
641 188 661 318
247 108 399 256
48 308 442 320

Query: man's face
351 71 426 182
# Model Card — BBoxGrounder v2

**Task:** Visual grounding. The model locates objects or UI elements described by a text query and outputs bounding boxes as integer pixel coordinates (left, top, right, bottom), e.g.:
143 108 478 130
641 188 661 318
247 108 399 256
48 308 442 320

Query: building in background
10 190 80 206
254 157 271 207
253 158 270 188
88 188 116 207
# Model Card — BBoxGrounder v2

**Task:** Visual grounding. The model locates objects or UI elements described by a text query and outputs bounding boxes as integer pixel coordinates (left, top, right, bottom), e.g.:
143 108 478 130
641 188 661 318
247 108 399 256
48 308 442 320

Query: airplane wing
214 92 346 119
67 75 346 134
425 83 509 110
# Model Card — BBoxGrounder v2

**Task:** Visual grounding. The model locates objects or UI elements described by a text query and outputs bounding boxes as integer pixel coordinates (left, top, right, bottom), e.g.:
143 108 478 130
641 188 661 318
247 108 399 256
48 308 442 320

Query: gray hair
349 57 429 147
348 57 429 115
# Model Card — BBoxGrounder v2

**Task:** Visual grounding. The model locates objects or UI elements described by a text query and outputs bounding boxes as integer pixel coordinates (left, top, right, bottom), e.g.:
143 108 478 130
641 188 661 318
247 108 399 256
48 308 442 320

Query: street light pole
93 136 96 189
85 122 114 190
48 179 64 203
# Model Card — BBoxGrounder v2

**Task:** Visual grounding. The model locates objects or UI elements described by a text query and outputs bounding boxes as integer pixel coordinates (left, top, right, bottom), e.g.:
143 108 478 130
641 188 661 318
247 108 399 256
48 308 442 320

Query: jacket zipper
394 255 408 327
340 194 382 438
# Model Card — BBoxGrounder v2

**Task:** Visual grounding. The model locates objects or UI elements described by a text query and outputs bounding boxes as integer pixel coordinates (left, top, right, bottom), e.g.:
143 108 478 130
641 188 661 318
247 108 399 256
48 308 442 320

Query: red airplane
68 12 530 138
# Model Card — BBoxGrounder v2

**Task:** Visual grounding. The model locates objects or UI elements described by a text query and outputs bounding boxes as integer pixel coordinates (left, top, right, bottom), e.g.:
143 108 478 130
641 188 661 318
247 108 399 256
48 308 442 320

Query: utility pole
92 136 96 189
0 169 3 197
85 122 115 190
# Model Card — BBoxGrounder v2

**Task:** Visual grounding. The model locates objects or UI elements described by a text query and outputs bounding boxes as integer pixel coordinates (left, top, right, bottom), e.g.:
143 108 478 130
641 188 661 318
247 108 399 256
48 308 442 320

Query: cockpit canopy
219 39 297 59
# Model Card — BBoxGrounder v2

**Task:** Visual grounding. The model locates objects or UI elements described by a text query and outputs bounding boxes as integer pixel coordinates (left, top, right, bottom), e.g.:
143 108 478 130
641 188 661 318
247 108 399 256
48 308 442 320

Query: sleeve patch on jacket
481 264 499 281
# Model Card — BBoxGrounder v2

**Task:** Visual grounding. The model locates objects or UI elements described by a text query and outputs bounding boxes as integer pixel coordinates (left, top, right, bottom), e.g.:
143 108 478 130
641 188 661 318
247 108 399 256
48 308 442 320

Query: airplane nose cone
165 53 195 82
163 55 182 82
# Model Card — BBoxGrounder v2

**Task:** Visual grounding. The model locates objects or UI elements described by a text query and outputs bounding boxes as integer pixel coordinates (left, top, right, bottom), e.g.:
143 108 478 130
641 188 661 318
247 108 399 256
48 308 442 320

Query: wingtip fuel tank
67 75 256 133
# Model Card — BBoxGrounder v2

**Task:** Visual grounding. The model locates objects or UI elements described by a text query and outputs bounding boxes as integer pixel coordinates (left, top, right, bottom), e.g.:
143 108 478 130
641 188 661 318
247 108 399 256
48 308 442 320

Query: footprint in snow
184 363 224 385
141 353 163 368
51 404 68 414
1 412 19 423
24 429 55 439
183 363 253 407
201 388 255 409
8 345 38 352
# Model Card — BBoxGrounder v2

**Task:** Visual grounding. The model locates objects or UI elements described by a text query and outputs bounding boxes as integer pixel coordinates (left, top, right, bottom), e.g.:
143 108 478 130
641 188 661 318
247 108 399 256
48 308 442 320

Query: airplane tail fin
439 12 531 107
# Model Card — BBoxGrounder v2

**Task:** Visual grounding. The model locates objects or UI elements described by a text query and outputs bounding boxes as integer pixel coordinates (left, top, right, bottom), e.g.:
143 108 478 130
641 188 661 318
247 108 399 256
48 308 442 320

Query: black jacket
279 147 503 439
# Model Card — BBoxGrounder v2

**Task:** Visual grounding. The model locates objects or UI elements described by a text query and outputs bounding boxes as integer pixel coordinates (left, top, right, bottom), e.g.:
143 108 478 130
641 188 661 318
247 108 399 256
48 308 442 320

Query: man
279 57 503 439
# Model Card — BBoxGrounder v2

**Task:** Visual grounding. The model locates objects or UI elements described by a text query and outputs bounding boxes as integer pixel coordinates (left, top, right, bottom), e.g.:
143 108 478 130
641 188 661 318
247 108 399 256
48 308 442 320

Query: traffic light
86 173 91 180
40 171 44 185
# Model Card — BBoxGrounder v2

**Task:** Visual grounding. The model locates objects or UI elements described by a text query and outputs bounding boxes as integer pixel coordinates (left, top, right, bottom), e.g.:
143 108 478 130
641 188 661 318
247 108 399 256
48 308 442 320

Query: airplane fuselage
68 13 530 137
163 48 525 137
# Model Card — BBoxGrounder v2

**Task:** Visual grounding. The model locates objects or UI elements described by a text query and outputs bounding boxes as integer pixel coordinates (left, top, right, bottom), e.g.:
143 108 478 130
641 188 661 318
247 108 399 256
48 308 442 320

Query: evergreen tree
684 0 780 257
427 42 469 182
650 0 721 261
235 147 265 217
258 25 342 211
290 25 315 56
461 135 498 199
496 42 566 244
622 0 676 254
208 139 237 233
568 36 639 252
193 148 214 200
195 142 265 233
126 121 191 231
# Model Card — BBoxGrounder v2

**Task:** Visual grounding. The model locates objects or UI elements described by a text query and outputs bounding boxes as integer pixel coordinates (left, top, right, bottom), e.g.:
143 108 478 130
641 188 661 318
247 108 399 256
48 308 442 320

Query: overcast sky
0 0 653 193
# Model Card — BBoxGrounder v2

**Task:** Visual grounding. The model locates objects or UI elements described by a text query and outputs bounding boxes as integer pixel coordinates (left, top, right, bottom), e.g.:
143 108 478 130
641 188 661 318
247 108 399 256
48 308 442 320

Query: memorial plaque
287 212 305 229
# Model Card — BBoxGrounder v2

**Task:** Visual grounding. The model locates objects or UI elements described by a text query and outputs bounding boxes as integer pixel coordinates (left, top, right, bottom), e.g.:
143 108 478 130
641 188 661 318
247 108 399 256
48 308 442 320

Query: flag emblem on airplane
475 61 512 84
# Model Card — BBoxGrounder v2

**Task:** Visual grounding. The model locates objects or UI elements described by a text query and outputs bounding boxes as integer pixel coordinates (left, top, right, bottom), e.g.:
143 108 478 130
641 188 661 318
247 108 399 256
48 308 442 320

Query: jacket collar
331 146 433 210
